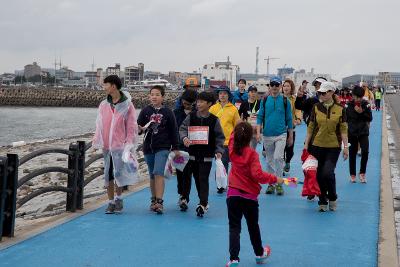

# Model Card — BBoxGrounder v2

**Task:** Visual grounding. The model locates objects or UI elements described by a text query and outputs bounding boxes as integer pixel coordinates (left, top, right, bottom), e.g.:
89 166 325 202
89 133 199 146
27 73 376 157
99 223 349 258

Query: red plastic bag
301 149 321 197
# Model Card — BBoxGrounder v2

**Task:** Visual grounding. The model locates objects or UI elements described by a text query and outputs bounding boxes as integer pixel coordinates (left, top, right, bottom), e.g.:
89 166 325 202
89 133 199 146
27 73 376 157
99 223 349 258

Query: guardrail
0 140 144 241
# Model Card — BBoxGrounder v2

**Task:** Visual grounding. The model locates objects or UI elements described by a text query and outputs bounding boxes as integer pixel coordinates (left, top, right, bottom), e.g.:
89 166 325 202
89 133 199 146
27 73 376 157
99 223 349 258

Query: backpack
261 95 288 126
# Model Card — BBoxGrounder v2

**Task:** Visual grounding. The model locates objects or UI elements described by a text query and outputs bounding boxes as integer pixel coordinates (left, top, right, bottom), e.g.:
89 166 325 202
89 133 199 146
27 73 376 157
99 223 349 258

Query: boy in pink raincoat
93 75 138 214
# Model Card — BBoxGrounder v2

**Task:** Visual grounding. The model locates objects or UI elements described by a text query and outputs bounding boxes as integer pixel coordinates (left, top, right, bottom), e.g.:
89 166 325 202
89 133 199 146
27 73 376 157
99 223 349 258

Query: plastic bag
215 158 227 189
301 149 320 197
164 153 175 179
172 151 190 172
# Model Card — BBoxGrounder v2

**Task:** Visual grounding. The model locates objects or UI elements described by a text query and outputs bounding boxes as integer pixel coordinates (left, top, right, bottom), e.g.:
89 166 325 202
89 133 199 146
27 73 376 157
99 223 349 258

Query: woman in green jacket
304 82 349 212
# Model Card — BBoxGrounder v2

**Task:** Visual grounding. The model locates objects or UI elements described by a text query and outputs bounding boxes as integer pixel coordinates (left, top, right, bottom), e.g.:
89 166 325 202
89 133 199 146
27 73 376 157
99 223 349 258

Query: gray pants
263 133 287 178
250 137 259 149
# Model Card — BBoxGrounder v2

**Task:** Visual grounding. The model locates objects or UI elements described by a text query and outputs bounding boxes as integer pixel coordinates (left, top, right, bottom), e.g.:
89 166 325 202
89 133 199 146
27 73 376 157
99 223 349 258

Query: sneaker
318 204 328 212
226 260 239 267
114 199 123 213
154 199 164 214
196 204 209 217
217 187 226 194
150 197 156 211
283 163 290 173
255 245 271 264
329 200 337 211
275 184 284 196
307 195 315 201
359 173 367 183
350 175 356 183
265 185 275 194
105 202 116 214
179 198 188 212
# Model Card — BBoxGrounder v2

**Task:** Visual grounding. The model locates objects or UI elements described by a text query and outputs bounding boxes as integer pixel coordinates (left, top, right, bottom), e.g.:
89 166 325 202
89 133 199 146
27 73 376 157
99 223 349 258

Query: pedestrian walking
303 82 349 212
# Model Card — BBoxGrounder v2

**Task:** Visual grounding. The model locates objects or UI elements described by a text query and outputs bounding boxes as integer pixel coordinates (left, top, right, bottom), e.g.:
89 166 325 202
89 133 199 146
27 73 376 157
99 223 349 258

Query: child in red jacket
225 122 283 267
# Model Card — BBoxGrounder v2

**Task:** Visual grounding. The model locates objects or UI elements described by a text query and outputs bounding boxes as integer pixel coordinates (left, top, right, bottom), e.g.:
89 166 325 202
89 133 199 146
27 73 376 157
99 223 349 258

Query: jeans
221 146 230 174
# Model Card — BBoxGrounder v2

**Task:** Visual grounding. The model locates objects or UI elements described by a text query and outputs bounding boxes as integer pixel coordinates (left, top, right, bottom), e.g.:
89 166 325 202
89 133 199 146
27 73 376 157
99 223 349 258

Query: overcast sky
0 0 398 80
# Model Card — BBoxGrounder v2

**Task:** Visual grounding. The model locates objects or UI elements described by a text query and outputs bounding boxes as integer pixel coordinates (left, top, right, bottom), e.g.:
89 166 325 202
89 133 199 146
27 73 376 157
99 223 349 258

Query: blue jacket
232 89 248 104
257 94 293 137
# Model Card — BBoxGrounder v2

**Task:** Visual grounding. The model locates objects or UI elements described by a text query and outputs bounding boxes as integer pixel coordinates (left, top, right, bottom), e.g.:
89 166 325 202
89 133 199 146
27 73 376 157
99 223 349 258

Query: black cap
247 85 258 92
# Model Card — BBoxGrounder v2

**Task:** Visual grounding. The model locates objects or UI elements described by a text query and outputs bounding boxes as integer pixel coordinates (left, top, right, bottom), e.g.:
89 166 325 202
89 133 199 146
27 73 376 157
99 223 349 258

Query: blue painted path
0 111 382 267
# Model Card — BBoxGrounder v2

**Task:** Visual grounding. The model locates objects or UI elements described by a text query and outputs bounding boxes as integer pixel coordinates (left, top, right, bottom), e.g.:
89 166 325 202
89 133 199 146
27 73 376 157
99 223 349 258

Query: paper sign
188 126 209 145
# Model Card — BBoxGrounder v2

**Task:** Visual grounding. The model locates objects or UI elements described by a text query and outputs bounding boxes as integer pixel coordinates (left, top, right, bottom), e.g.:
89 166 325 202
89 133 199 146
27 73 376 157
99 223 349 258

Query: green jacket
307 102 348 148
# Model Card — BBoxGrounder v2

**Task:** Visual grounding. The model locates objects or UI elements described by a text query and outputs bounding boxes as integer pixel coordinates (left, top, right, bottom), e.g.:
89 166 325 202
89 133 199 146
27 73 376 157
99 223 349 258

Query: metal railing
0 140 143 241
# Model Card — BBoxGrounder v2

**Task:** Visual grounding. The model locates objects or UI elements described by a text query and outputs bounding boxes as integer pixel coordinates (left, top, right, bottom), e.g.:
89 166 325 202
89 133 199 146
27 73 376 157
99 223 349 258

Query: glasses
270 82 281 87
317 91 328 96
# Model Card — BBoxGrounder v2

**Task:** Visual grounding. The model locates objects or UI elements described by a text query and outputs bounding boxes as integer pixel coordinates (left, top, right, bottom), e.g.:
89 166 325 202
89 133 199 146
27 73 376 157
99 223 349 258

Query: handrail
85 154 103 168
83 169 104 187
19 148 71 166
17 186 73 208
18 167 70 189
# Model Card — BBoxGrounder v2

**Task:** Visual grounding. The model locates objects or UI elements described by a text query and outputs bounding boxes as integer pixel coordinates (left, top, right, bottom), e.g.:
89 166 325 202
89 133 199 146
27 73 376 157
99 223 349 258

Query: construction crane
264 56 279 77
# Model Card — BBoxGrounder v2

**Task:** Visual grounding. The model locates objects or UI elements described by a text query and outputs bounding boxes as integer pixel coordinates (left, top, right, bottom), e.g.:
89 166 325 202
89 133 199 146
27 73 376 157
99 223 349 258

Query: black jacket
137 105 179 154
295 95 319 125
346 100 373 137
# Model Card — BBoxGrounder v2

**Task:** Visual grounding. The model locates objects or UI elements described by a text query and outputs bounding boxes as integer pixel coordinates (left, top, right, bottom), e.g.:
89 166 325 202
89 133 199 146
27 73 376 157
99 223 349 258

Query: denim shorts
144 150 170 179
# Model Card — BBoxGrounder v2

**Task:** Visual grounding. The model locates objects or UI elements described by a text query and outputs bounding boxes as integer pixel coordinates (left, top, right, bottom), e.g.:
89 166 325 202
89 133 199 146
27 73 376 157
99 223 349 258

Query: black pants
284 131 296 164
309 146 341 205
227 196 264 261
349 135 369 176
375 99 381 110
221 146 230 175
109 156 115 181
176 164 191 197
181 160 212 206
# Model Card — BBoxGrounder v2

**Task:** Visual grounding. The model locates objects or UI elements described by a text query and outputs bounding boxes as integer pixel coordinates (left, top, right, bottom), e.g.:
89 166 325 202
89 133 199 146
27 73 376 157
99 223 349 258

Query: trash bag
164 153 175 179
301 149 320 197
215 158 227 189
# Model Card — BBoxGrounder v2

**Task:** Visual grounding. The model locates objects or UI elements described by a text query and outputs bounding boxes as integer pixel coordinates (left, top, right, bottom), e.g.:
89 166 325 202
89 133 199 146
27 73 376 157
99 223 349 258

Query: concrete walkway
0 111 383 267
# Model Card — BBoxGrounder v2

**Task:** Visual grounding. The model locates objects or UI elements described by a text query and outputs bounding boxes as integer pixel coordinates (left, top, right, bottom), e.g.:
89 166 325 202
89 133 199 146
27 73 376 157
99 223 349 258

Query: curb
378 99 399 267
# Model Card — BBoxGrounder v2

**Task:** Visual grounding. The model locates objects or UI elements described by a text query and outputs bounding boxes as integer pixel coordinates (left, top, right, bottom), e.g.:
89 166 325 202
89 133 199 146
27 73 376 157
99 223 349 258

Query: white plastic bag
172 151 190 172
164 153 175 179
215 159 227 189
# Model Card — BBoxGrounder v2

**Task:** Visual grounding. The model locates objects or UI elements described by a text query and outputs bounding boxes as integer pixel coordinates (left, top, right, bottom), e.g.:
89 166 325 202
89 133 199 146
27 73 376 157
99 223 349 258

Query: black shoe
307 195 315 201
196 204 209 217
179 198 188 212
217 187 225 194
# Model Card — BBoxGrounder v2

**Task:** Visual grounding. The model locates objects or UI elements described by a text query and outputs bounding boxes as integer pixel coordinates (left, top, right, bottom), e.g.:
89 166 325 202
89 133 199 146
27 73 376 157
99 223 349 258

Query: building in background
106 64 121 77
201 57 240 90
85 71 97 88
56 67 74 80
378 72 400 88
144 71 161 80
291 69 331 87
24 62 41 79
96 68 104 86
124 63 145 86
168 71 201 87
277 66 295 80
0 73 16 85
342 74 378 87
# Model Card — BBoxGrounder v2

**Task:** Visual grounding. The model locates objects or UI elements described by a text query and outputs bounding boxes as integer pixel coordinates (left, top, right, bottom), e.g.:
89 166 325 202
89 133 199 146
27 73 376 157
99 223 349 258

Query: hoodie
228 133 277 196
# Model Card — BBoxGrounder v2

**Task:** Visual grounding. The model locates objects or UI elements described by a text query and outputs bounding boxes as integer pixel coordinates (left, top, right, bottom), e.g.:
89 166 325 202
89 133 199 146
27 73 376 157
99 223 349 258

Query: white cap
317 82 336 93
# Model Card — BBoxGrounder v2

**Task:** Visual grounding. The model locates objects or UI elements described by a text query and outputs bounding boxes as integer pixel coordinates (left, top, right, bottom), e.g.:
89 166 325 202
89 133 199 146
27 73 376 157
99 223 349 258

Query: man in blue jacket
232 79 248 109
256 76 293 195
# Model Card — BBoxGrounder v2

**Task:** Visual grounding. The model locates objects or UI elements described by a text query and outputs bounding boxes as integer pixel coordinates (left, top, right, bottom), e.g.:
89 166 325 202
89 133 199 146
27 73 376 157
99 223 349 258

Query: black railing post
3 154 18 237
76 141 86 210
66 143 78 212
0 156 8 241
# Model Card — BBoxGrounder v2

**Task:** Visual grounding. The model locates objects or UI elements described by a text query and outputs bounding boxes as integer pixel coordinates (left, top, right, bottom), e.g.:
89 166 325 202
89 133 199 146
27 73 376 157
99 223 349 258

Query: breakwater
0 87 181 108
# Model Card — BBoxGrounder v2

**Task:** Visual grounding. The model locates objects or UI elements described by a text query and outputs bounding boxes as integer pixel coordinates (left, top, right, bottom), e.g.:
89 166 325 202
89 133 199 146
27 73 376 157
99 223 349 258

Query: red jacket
228 134 277 195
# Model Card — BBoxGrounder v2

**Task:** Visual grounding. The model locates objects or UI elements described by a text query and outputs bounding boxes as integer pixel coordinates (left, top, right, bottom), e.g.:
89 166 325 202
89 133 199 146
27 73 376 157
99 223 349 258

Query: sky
0 0 399 80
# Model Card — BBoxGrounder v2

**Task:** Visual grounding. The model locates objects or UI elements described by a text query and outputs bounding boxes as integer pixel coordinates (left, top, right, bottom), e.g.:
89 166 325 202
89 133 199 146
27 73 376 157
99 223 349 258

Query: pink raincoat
93 91 138 187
